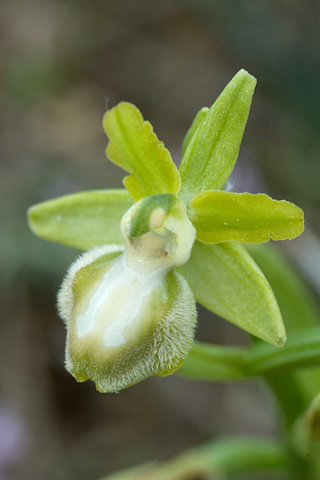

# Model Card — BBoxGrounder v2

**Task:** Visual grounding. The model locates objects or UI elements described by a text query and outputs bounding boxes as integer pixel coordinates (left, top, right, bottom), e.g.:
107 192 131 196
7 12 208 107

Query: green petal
103 102 180 201
188 191 304 244
178 240 286 346
27 189 133 250
179 70 256 203
181 106 208 157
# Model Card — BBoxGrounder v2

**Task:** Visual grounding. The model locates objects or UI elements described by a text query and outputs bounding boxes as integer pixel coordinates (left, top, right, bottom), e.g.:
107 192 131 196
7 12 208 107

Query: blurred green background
1 1 320 479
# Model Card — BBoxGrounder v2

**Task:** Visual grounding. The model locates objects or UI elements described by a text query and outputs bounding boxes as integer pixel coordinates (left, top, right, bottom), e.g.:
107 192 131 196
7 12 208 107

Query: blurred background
1 1 320 479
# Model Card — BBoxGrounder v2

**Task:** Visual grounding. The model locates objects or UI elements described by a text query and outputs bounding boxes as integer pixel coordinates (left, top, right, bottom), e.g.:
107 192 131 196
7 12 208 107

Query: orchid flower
28 70 304 392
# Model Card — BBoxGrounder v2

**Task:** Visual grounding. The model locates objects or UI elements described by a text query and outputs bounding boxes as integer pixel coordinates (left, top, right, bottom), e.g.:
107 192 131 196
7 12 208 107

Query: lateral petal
188 190 304 244
103 102 180 201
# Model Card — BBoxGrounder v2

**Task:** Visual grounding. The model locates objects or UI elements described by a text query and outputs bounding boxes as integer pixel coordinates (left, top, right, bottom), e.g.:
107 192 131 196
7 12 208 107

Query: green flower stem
265 373 316 480
179 327 320 382
248 244 320 479
245 328 320 375
201 438 288 478
178 341 249 381
99 438 288 480
179 333 320 480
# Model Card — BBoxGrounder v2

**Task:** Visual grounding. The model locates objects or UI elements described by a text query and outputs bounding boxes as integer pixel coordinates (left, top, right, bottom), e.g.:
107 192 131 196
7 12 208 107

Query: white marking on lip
75 254 163 348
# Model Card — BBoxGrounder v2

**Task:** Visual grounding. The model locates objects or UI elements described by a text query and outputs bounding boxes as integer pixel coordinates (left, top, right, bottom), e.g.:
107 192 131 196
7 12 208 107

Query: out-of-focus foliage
1 1 320 479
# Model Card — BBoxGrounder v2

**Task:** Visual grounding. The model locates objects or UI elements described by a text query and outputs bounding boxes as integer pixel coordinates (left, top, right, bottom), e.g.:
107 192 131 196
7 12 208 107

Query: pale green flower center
121 197 196 274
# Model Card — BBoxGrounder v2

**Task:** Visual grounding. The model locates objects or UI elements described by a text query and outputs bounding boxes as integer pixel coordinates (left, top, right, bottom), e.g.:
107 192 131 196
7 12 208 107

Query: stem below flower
179 327 320 381
98 437 288 480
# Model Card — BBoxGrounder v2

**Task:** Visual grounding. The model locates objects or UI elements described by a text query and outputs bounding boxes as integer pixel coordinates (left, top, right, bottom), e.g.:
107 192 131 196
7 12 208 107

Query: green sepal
178 240 286 346
98 438 287 480
181 107 208 157
103 102 181 201
27 189 133 250
188 191 304 244
179 69 256 203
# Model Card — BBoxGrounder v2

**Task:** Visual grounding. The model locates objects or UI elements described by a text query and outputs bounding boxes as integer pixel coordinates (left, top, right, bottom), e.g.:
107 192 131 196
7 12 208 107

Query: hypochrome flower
28 70 304 392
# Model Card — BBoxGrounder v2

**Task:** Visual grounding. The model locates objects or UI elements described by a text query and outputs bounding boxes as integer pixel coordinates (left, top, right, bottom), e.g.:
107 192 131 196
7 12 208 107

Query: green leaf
246 327 320 375
181 106 208 157
180 327 320 381
247 244 320 332
179 70 256 203
248 244 320 403
103 102 180 201
179 341 249 381
178 240 286 346
188 191 304 244
28 189 133 250
98 438 287 480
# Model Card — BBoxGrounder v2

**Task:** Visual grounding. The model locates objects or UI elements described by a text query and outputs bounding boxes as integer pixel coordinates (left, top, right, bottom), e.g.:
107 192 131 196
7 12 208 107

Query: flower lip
59 240 197 392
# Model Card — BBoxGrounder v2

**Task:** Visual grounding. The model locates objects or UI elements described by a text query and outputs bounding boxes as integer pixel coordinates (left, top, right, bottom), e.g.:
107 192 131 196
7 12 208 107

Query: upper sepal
181 106 208 157
103 102 181 201
179 69 256 203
